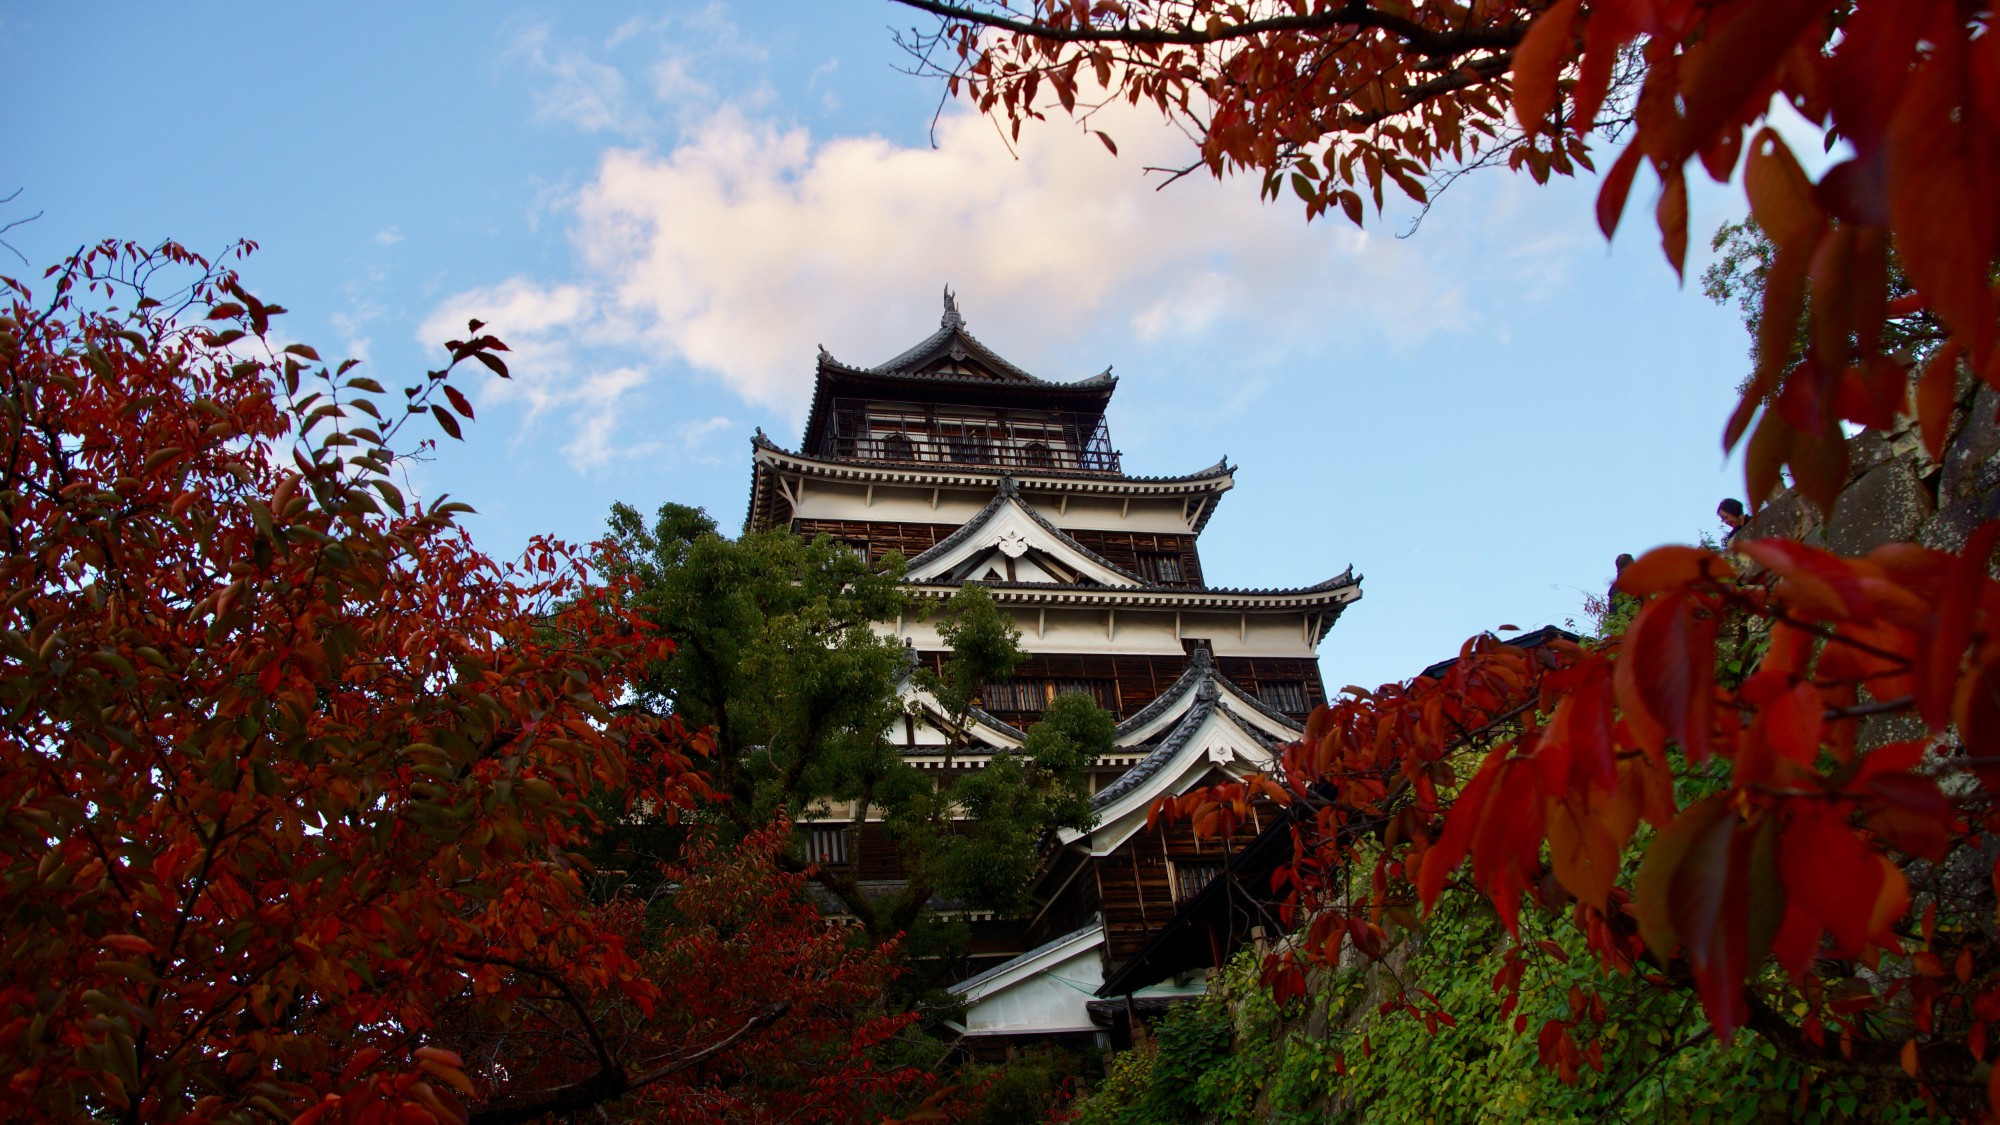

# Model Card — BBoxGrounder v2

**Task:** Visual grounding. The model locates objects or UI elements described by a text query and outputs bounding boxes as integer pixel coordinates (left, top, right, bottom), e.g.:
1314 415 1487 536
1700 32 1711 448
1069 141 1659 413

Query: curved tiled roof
816 291 1118 390
745 435 1240 537
1091 678 1220 810
966 706 1030 743
1112 648 1213 739
816 352 1119 391
905 570 1363 602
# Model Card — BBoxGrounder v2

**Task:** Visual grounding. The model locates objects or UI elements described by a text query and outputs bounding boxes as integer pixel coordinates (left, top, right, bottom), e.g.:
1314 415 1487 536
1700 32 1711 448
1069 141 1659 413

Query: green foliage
598 502 1108 945
1073 906 1933 1125
916 582 1022 744
927 685 1111 913
1702 219 1949 385
1072 994 1250 1125
956 1045 1096 1125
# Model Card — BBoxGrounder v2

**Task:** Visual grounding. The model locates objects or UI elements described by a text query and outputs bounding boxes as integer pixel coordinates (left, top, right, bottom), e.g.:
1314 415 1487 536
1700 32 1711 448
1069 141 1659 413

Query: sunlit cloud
439 28 1591 468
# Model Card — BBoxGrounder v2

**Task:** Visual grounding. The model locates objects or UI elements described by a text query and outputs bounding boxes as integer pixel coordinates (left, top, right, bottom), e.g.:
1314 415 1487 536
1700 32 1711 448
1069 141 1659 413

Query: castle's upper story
742 291 1360 724
747 288 1239 545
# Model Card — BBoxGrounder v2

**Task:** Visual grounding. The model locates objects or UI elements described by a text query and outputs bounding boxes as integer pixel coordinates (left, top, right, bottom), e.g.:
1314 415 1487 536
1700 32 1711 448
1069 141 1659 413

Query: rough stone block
1921 487 2000 556
1846 427 1896 478
1822 460 1933 557
1744 491 1819 542
1943 383 2000 507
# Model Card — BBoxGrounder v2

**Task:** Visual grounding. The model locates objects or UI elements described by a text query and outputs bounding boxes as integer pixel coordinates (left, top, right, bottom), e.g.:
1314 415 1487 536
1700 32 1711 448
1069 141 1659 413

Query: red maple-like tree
901 0 2000 1111
0 241 928 1124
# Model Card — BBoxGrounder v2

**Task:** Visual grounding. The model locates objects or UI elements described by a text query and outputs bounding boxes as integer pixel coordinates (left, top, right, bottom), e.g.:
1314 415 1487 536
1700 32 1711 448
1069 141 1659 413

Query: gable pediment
904 488 1144 588
1074 701 1279 856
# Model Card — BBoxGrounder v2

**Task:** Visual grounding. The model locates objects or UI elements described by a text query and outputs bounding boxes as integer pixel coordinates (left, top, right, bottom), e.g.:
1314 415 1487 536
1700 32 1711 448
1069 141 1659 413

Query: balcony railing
826 434 1121 473
820 400 1122 474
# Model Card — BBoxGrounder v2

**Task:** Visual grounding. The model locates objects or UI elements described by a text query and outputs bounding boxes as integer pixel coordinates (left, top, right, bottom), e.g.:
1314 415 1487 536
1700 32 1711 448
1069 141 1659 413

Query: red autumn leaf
1888 24 1999 360
1861 772 1952 861
1618 591 1717 762
1916 341 1965 463
1634 796 1729 965
1735 538 1870 620
1613 545 1721 598
1679 2 1828 158
1761 681 1826 767
1546 795 1620 912
1595 143 1644 239
1417 743 1508 912
1511 0 1581 133
1918 521 2000 728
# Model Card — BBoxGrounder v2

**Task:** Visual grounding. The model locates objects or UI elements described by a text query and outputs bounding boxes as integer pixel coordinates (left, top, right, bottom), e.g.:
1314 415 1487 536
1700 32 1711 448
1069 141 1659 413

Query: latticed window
1137 552 1184 584
981 678 1114 713
879 433 915 461
1050 679 1110 707
1173 861 1224 902
807 825 849 866
1020 440 1054 467
1257 680 1309 713
983 679 1046 712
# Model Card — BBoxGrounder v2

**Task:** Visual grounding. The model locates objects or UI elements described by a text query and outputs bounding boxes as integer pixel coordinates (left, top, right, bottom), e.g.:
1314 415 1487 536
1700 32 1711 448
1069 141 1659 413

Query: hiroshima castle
744 290 1362 1051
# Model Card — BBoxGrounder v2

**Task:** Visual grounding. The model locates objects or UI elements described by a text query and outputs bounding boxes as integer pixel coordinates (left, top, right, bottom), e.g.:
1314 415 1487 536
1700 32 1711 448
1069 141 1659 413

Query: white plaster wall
964 943 1107 1033
772 473 1217 536
1034 493 1195 534
876 607 1319 659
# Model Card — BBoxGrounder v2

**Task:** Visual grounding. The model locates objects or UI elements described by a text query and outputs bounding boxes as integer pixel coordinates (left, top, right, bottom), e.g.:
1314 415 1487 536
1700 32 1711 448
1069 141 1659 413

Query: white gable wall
963 937 1107 1034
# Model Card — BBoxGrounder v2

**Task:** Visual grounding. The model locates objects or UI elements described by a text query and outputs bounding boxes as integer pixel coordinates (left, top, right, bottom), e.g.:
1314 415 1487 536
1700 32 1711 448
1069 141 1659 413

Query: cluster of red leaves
622 819 930 1123
0 242 706 1123
1164 527 2000 1104
442 817 933 1124
920 0 1999 503
918 0 1556 221
1511 0 2000 517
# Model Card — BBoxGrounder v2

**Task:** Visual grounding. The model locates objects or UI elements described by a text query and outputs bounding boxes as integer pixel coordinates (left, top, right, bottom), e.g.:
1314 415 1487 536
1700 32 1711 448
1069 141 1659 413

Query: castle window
1137 552 1184 584
807 825 849 867
1257 680 1309 713
879 432 915 461
1020 440 1054 468
948 434 990 464
982 678 1114 714
1173 860 1224 903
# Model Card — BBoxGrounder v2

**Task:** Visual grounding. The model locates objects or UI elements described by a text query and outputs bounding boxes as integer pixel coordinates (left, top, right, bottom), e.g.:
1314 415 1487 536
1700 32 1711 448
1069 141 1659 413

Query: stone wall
1742 371 2000 555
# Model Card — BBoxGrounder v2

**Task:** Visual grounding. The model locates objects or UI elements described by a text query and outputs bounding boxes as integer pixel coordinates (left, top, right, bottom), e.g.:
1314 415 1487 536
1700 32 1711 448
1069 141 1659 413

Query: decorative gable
903 480 1147 588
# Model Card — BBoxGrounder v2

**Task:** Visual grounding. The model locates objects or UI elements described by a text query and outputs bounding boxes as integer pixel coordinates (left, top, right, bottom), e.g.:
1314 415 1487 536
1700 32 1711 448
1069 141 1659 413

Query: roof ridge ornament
942 284 964 329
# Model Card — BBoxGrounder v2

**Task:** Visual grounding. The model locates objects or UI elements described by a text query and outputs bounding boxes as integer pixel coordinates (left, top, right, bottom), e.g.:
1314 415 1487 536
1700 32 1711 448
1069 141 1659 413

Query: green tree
601 503 1110 946
1702 218 1951 384
915 581 1022 759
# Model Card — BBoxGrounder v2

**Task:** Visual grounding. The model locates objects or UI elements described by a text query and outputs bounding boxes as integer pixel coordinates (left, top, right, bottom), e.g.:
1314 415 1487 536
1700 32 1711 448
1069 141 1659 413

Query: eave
802 357 1117 453
745 435 1237 534
905 575 1362 615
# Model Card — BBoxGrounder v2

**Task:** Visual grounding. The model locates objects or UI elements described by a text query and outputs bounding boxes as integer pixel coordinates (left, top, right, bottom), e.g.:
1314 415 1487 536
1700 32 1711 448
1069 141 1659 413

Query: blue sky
5 2 1765 690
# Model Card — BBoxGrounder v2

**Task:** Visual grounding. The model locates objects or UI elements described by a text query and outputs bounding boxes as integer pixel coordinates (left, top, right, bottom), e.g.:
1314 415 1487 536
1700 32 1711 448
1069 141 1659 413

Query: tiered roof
801 289 1118 455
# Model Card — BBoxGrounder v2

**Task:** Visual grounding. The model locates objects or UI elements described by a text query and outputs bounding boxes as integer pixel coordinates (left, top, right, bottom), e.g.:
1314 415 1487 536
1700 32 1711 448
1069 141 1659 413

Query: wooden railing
826 434 1121 473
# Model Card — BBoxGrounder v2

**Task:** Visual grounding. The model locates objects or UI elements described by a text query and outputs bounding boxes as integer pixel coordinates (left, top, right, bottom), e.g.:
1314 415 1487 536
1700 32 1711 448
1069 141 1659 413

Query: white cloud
373 226 403 246
434 67 1592 463
538 99 1399 417
506 23 650 137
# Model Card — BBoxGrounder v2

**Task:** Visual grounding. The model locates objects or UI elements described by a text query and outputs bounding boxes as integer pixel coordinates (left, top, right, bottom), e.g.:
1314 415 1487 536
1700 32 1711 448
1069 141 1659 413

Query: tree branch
889 0 1529 60
465 1002 790 1125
